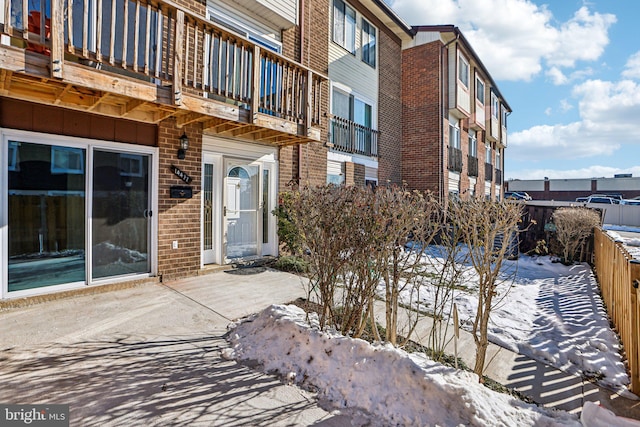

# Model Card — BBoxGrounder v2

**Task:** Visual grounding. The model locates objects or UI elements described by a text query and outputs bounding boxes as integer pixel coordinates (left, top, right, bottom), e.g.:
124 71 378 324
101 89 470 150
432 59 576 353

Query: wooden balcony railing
485 162 493 182
1 0 324 139
448 146 462 172
329 115 379 157
467 155 478 177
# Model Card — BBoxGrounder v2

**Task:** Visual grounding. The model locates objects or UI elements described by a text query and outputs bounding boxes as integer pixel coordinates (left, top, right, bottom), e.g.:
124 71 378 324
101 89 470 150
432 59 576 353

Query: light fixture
178 132 189 159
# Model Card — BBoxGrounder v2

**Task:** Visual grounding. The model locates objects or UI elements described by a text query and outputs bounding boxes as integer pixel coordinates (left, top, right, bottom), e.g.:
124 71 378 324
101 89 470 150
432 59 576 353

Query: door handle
143 209 153 218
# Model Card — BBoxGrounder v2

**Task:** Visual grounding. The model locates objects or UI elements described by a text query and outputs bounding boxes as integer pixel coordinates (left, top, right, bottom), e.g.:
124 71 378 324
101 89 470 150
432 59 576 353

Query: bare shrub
553 207 600 264
450 199 523 378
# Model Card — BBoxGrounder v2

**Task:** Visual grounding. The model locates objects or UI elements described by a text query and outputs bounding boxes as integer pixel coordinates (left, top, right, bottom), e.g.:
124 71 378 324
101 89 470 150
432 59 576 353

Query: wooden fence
594 227 640 392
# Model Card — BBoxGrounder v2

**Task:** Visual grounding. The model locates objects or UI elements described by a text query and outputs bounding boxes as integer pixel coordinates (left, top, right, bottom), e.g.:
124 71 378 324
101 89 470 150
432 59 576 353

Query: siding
207 0 282 42
448 45 456 109
256 0 298 26
327 2 378 104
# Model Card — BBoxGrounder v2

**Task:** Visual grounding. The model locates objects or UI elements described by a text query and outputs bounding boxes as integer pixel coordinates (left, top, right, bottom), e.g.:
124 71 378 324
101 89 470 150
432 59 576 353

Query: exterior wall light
178 132 189 159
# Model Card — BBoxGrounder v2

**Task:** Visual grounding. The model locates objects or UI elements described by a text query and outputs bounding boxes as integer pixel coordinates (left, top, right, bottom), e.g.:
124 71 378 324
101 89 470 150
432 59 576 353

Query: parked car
585 196 617 204
575 197 588 202
505 191 531 201
621 199 640 206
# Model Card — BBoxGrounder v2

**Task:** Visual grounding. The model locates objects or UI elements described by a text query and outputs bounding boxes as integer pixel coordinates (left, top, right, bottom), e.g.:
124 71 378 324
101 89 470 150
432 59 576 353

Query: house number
171 165 192 184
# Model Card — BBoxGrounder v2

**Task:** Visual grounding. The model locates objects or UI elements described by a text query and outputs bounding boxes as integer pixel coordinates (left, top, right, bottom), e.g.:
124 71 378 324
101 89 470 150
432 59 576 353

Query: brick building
402 26 510 202
0 0 425 299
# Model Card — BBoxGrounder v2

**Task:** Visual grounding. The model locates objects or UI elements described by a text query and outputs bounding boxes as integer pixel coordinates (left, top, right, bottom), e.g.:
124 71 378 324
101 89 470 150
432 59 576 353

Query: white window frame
496 149 502 171
7 141 18 171
331 83 377 130
491 93 499 119
501 105 508 127
476 77 485 104
485 143 492 165
468 129 477 157
449 118 461 149
361 18 376 68
332 0 356 54
458 53 469 89
119 153 144 177
207 8 282 53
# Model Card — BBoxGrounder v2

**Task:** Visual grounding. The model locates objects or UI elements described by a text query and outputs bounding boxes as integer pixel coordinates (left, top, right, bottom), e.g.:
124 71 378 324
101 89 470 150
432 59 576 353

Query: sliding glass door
4 135 155 295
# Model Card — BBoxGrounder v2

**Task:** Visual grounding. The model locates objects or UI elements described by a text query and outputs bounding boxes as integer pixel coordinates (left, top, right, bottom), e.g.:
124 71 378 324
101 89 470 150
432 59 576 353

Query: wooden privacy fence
594 227 640 392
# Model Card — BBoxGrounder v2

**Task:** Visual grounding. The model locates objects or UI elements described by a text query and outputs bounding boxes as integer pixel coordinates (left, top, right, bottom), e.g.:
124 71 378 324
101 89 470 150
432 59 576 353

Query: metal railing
329 115 379 157
467 155 478 177
485 162 493 181
448 146 462 172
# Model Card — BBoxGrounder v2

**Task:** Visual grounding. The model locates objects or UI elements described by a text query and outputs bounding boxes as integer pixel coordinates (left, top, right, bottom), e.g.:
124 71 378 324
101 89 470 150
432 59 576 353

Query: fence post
631 260 640 393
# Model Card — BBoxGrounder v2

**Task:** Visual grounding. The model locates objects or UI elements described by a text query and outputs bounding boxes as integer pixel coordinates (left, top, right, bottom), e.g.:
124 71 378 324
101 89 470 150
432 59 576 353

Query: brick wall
377 26 403 185
344 162 365 186
157 118 203 281
279 0 329 188
402 42 443 199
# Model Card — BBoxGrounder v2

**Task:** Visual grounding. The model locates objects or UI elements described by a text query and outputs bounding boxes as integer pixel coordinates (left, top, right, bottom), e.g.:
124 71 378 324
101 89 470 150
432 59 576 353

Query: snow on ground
410 253 630 393
226 304 581 427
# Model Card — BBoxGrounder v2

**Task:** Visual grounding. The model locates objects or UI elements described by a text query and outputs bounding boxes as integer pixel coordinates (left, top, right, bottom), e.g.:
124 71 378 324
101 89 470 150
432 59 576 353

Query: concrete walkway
1 267 640 424
0 269 350 426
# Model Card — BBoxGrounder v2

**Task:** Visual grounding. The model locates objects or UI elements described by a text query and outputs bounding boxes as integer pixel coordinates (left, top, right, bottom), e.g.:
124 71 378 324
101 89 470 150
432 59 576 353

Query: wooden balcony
0 0 326 145
495 168 502 185
485 162 493 182
467 154 478 177
328 115 379 158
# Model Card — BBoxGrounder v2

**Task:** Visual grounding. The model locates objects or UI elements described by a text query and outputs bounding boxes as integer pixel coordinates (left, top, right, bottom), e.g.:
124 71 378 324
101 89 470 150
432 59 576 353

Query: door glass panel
92 150 149 279
226 164 258 259
203 163 214 251
8 141 86 291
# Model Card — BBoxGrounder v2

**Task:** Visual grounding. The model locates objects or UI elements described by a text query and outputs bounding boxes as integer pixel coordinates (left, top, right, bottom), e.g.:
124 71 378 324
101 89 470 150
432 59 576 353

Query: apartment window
333 88 372 128
449 119 461 149
496 149 502 170
476 77 485 104
458 54 469 88
469 130 477 157
333 0 356 54
362 19 376 67
502 105 508 127
485 144 492 165
491 93 499 118
208 9 281 53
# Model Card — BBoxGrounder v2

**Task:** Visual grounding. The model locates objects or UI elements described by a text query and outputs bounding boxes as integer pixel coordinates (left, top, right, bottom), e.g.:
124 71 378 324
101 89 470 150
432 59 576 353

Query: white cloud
508 78 640 162
506 165 640 181
559 99 573 113
544 107 552 116
622 51 640 79
390 0 615 81
546 67 568 85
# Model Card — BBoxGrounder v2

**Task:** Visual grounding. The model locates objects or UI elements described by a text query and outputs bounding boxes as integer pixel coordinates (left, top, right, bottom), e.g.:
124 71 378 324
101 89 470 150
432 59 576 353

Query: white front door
224 159 260 261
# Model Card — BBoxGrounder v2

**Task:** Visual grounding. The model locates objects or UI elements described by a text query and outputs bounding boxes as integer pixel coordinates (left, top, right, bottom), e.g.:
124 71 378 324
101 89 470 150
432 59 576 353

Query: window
333 87 372 128
496 149 502 170
449 119 461 149
333 0 356 53
485 144 492 165
469 130 477 157
501 105 508 127
362 19 376 67
51 146 84 174
476 77 485 104
208 9 281 53
458 54 469 88
491 93 499 118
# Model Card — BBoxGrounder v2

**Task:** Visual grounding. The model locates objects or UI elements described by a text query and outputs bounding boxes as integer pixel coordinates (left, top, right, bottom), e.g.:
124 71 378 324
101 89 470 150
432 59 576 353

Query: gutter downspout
441 33 459 202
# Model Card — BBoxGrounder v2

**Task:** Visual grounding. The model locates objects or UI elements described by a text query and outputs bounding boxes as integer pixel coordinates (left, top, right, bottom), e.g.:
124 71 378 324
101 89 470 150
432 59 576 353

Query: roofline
371 0 415 38
412 25 512 112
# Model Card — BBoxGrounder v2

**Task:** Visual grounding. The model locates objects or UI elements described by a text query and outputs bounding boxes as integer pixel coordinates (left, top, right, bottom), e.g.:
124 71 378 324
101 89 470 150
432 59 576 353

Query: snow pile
605 229 640 260
227 304 580 427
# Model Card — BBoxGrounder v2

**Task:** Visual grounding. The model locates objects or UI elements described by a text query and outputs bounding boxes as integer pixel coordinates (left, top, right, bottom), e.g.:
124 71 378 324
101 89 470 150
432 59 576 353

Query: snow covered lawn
414 253 630 394
226 304 581 427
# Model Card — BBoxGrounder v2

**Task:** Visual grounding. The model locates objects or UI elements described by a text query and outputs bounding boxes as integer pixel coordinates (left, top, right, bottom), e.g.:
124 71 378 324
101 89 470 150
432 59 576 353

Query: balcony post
50 0 64 78
173 10 184 106
304 70 312 136
251 45 261 123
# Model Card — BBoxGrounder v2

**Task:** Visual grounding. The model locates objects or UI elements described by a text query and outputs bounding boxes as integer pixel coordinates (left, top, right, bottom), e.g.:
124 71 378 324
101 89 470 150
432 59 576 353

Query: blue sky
388 0 640 180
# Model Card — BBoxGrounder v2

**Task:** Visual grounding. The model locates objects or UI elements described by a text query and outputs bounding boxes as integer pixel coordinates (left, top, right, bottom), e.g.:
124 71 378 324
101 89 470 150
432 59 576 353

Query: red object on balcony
27 11 51 55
